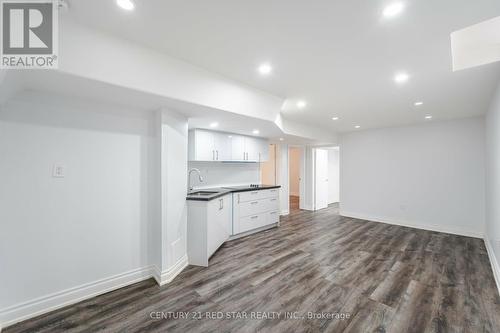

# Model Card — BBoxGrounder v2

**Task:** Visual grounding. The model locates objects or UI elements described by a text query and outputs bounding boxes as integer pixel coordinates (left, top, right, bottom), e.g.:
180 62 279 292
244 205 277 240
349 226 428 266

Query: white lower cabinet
187 194 232 267
232 189 280 235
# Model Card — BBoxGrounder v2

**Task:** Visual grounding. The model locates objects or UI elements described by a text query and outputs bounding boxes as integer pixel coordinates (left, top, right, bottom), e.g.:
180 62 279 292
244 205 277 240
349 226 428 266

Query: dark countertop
186 185 281 201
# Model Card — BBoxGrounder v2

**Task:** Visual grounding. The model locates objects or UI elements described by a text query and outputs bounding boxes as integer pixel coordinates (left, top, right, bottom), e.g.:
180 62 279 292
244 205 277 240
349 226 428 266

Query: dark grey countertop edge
186 185 281 202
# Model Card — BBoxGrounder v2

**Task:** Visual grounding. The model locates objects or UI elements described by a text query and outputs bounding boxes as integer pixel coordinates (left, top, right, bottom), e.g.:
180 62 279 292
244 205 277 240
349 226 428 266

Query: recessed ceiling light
116 0 135 10
394 72 410 84
252 129 260 135
209 122 219 128
355 125 361 129
383 2 404 18
414 101 424 106
297 100 307 109
228 135 233 138
332 117 339 121
279 138 284 141
425 115 433 120
258 63 272 75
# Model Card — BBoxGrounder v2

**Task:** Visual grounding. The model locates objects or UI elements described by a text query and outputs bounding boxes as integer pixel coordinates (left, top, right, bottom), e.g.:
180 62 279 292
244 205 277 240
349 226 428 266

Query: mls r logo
2 1 53 54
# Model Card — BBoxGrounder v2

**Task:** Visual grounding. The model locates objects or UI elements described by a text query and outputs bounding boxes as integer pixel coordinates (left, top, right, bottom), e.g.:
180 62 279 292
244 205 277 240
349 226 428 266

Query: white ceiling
452 16 500 71
67 0 500 132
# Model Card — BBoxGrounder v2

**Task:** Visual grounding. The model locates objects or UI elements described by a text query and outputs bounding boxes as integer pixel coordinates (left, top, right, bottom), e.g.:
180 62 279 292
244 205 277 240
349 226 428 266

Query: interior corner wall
485 80 500 285
339 117 485 238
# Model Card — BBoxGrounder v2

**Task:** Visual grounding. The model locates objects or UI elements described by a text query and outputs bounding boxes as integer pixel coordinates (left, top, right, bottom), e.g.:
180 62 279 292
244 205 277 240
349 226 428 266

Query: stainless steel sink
188 191 218 196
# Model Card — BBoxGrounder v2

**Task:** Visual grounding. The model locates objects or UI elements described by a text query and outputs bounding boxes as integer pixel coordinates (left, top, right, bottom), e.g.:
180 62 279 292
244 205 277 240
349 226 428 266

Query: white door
213 132 232 161
299 147 306 210
315 149 329 210
195 130 215 161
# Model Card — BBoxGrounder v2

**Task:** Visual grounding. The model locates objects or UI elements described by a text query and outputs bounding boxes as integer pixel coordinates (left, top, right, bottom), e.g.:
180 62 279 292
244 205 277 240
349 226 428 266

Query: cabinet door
195 130 215 161
230 135 246 161
207 195 231 257
244 137 260 162
213 132 232 161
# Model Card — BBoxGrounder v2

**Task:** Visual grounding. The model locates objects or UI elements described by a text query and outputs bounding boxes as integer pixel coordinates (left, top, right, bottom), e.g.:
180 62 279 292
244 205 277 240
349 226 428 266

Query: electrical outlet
52 164 66 178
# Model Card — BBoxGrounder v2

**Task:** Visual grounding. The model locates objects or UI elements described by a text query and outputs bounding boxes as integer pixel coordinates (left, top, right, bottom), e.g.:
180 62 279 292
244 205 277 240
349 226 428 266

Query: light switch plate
52 164 66 178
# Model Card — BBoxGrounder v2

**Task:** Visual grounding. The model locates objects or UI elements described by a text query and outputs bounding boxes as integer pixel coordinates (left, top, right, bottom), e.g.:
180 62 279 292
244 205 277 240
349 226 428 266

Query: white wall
289 148 301 196
0 99 157 325
340 117 485 238
261 144 276 185
188 162 260 189
277 144 290 215
159 110 189 276
0 98 190 327
485 80 500 286
328 148 340 204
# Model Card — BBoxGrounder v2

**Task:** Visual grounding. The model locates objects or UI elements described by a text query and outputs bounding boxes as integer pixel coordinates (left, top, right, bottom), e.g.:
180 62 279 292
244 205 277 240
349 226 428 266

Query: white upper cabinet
189 130 215 161
213 132 232 161
244 137 260 162
189 129 269 162
230 136 246 161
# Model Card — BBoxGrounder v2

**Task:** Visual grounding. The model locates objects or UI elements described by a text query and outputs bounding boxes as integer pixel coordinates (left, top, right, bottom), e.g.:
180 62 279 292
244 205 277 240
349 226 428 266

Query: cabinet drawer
239 214 265 233
238 197 279 217
267 210 279 224
238 188 279 203
239 199 267 217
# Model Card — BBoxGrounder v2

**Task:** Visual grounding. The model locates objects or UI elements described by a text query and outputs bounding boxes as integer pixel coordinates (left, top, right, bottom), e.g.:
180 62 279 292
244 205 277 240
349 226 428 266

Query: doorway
289 146 303 211
314 147 340 211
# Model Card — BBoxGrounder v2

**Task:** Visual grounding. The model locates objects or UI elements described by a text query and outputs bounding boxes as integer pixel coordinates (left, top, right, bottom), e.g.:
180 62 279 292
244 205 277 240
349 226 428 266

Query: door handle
216 150 219 160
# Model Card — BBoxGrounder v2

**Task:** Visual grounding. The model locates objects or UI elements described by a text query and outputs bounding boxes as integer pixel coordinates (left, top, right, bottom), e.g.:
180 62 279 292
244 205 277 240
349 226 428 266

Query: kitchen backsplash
188 161 261 189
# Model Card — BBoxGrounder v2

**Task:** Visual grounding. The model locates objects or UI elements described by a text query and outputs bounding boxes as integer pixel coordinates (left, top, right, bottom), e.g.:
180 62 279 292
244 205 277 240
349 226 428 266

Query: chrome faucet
188 168 204 192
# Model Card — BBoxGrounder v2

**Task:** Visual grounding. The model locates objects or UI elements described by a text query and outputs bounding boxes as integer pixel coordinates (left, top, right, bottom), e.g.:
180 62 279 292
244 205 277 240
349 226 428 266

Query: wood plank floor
6 204 500 333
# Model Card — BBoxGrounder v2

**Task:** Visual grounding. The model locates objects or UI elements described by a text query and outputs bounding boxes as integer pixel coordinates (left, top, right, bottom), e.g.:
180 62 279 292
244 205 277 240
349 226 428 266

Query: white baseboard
339 211 483 239
0 266 153 329
484 237 500 296
152 255 189 286
280 210 289 216
0 256 189 329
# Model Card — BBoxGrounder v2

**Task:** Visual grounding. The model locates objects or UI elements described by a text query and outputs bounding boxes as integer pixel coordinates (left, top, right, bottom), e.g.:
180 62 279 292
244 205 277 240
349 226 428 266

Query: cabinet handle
251 215 258 219
216 150 219 160
270 199 277 202
212 150 215 160
251 191 258 195
270 212 277 215
219 198 223 210
251 201 258 205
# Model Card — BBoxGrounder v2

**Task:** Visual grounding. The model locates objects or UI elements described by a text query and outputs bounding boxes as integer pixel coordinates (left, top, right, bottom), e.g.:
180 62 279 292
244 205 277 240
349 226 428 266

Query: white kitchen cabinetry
189 129 269 162
230 135 246 161
187 194 232 266
232 188 280 235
